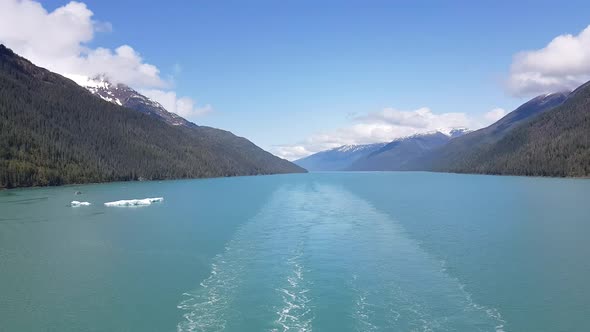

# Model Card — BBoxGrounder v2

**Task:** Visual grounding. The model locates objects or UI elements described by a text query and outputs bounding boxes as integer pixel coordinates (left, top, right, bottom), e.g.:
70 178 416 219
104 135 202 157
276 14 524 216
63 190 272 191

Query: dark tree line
0 45 304 188
421 86 590 177
449 89 590 177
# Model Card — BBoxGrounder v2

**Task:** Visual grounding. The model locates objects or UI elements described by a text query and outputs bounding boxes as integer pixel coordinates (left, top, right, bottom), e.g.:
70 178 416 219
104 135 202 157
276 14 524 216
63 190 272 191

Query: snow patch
335 142 387 153
443 127 472 138
104 197 164 207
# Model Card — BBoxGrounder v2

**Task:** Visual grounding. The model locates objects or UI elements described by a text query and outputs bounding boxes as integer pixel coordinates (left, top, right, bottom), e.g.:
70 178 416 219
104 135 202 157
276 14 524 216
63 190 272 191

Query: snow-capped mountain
447 127 472 138
334 143 387 154
67 74 196 128
294 142 387 171
348 131 452 171
294 128 472 172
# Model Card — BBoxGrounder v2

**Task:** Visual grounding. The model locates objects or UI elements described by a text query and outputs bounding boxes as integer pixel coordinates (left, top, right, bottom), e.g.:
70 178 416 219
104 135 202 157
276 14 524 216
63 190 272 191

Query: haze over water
1 172 589 331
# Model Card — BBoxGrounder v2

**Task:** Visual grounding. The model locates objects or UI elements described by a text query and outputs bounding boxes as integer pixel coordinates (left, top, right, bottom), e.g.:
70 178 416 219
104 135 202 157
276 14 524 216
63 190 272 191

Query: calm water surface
1 172 589 331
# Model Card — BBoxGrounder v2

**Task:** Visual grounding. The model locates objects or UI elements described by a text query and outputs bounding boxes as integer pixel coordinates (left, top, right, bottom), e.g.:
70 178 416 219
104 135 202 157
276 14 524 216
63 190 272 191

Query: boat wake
273 253 313 332
177 183 506 332
177 258 236 332
177 186 316 332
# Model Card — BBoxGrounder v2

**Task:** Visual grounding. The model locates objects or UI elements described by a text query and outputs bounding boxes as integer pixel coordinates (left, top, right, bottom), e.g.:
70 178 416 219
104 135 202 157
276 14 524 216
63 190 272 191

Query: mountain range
421 89 589 176
0 45 305 188
348 130 469 171
294 143 387 171
404 92 570 173
295 129 470 172
296 88 589 177
2 41 589 187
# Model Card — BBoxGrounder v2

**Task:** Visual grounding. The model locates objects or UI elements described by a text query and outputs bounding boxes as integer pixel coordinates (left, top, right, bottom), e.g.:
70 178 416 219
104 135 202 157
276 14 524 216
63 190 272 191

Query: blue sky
4 0 590 159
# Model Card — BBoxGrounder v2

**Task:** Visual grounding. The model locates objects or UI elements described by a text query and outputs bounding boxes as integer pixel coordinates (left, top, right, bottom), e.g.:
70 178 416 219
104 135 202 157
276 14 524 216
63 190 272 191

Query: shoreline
0 171 309 191
2 169 589 191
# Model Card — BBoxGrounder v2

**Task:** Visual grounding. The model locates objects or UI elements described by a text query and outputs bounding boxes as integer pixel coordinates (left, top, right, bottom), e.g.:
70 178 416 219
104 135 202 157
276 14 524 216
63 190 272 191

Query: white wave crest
70 201 91 207
104 197 164 207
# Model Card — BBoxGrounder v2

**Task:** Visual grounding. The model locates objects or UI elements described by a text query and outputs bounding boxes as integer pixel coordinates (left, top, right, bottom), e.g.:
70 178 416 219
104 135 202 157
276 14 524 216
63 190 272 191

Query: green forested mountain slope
417 88 589 177
0 45 304 188
442 87 589 176
402 93 568 173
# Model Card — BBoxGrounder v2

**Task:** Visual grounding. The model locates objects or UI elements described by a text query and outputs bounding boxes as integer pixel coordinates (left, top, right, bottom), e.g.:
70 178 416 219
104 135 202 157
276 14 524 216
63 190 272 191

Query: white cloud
71 45 163 88
274 107 504 160
141 89 213 118
484 108 507 122
508 25 590 96
274 145 312 161
357 107 471 129
0 0 209 119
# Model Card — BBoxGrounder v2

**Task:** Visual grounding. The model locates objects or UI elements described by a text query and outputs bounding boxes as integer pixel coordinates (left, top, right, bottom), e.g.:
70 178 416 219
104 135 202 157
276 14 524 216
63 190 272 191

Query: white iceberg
104 197 164 207
71 201 91 207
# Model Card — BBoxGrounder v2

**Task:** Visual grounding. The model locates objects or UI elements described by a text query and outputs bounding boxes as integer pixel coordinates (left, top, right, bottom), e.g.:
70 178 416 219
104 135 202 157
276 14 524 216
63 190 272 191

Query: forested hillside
432 86 590 176
297 86 589 177
0 45 305 188
403 93 568 173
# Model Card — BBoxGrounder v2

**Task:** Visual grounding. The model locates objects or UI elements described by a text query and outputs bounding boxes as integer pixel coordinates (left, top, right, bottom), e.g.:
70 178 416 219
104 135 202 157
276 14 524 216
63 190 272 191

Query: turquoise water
1 172 589 332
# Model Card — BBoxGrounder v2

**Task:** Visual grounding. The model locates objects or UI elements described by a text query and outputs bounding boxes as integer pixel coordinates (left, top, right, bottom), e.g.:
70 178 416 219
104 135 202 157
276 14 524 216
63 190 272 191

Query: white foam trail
178 188 316 332
104 197 163 207
274 254 313 332
177 259 233 332
70 201 91 207
350 280 378 332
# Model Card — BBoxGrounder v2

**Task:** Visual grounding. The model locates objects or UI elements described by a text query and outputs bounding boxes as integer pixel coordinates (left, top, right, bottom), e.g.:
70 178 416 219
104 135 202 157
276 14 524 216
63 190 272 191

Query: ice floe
104 197 164 207
70 201 91 207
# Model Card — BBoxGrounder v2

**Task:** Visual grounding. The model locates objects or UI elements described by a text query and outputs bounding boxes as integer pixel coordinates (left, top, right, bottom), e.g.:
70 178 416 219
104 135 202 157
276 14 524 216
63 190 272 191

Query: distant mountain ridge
300 87 589 177
295 129 470 171
348 131 461 171
0 44 305 188
294 142 387 171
